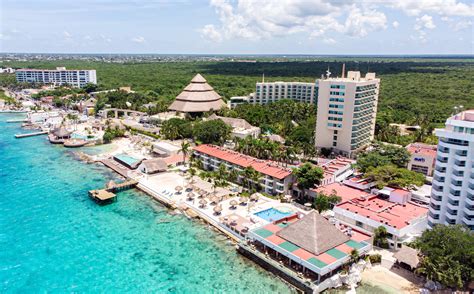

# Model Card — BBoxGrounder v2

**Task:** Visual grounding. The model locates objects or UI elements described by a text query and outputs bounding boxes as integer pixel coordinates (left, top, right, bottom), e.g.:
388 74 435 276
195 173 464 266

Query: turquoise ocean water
0 114 293 293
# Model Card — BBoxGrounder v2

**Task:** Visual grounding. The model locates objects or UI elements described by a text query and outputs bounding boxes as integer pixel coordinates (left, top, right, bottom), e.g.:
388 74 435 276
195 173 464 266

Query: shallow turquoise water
0 114 293 293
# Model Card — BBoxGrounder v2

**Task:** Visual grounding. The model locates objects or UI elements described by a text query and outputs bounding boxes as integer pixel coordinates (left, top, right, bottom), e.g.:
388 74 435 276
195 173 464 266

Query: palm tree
179 140 190 164
350 249 360 264
188 167 197 183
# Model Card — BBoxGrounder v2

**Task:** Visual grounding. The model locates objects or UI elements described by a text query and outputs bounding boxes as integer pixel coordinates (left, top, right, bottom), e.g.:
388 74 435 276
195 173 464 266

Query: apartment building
406 143 437 176
16 67 97 88
428 110 474 230
314 71 380 157
251 81 318 105
193 144 293 195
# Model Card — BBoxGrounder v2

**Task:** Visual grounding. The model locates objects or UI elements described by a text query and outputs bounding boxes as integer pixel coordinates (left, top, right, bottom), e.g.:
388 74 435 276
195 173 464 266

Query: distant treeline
1 58 473 129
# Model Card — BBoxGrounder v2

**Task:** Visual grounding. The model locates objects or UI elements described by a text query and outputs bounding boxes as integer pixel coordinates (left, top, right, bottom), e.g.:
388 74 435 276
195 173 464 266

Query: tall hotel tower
428 110 474 229
315 71 380 157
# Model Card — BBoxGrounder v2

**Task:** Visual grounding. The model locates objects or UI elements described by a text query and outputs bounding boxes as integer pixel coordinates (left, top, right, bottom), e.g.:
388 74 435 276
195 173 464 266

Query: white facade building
16 67 97 88
428 110 474 230
315 71 379 157
251 81 317 105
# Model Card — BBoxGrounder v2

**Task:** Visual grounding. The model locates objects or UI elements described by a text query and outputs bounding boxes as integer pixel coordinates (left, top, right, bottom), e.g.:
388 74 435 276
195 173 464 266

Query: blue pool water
0 114 293 293
71 133 90 140
254 208 293 222
114 153 141 166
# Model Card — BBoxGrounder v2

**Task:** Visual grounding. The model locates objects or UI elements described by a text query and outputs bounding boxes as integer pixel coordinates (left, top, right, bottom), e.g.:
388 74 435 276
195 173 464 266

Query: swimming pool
254 207 293 222
114 153 141 167
71 133 95 141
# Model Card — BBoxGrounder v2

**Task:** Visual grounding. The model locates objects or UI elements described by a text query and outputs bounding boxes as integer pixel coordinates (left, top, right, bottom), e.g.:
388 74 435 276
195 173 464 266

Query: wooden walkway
88 179 138 204
15 131 48 138
100 159 130 178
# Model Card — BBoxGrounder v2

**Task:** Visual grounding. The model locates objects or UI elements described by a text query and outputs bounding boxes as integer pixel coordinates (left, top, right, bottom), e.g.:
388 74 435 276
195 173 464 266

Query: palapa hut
168 74 226 115
199 199 208 208
213 205 222 215
394 245 420 270
138 159 168 174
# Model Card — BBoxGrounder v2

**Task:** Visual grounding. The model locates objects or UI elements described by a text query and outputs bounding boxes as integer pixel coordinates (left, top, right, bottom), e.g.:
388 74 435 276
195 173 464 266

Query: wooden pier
88 179 138 204
100 159 130 178
14 131 48 138
7 119 27 123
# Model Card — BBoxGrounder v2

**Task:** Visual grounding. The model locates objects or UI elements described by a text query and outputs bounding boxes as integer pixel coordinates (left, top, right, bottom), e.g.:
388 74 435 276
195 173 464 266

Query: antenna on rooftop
326 67 331 79
262 73 265 83
341 63 345 78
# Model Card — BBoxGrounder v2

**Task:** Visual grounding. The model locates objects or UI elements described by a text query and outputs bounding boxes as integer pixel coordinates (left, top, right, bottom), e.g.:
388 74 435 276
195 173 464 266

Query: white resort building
193 144 293 195
207 114 261 139
252 81 318 105
314 71 380 157
428 110 474 230
16 67 97 88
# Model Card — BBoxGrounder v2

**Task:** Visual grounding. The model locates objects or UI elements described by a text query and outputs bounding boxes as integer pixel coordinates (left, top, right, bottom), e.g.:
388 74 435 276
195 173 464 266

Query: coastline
0 113 296 293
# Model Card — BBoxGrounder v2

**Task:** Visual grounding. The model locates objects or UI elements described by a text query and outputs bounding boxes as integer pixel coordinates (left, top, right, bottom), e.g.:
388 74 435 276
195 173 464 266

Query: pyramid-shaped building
168 74 226 114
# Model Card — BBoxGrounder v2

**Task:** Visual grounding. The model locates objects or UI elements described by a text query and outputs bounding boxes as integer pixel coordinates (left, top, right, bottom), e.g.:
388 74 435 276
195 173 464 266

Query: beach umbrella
175 186 183 193
187 192 195 199
239 196 247 203
210 196 219 204
250 194 259 201
199 199 207 208
213 205 222 215
185 184 193 190
304 202 312 207
230 200 238 207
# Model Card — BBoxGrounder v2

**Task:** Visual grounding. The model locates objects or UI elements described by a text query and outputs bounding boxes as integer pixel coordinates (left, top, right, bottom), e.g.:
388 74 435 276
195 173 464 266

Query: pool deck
135 172 306 242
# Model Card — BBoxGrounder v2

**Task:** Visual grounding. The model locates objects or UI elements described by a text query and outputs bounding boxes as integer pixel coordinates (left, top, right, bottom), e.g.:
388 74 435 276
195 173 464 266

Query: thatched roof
276 211 349 256
140 159 167 173
53 127 71 138
208 114 254 130
394 245 420 269
168 74 226 113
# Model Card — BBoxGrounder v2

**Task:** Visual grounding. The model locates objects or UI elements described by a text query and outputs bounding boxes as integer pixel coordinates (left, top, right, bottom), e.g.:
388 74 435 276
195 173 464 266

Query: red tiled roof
406 143 437 158
193 144 292 179
312 182 371 203
336 196 427 229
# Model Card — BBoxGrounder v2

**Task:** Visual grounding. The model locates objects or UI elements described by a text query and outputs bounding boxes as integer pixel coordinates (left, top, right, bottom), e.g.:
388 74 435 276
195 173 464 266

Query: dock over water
14 131 48 138
89 179 138 204
100 159 130 178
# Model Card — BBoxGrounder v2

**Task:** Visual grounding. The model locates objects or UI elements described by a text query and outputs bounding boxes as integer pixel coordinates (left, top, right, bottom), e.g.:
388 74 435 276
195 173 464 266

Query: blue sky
1 0 473 54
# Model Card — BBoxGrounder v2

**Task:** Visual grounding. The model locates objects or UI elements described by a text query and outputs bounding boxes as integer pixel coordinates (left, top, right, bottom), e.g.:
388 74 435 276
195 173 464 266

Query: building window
356 221 363 228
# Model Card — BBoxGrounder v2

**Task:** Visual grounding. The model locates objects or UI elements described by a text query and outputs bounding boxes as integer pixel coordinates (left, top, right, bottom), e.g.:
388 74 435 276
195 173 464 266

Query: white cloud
451 20 473 31
200 24 223 42
131 36 145 43
100 34 112 43
391 0 474 17
344 7 387 37
415 14 436 31
392 21 400 28
63 31 73 40
201 0 387 42
322 37 336 44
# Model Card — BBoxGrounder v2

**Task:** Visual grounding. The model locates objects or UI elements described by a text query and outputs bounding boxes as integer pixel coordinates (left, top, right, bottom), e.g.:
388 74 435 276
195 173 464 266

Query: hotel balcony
430 195 443 205
462 216 474 226
433 169 446 178
446 209 458 220
454 152 467 161
431 188 444 198
437 147 449 155
427 211 440 223
447 201 459 211
466 195 474 206
435 160 447 168
431 178 444 187
438 139 469 151
451 172 465 182
463 207 474 216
